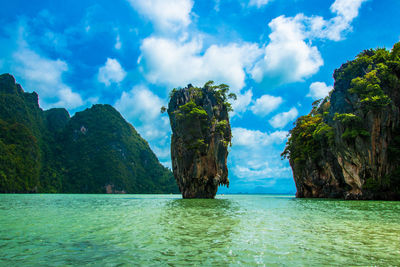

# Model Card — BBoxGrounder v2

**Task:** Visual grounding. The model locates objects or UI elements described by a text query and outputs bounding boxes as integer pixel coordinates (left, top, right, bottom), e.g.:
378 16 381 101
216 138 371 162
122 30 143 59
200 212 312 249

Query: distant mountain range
0 73 179 194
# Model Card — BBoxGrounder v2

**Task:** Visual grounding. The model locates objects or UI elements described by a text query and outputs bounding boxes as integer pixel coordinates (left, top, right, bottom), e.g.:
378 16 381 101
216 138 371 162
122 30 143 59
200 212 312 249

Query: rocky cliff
0 73 178 194
167 81 234 198
282 42 400 200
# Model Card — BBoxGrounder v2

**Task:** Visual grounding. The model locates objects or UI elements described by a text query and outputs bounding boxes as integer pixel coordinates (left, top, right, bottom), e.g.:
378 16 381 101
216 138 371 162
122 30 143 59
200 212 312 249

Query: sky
1 0 399 194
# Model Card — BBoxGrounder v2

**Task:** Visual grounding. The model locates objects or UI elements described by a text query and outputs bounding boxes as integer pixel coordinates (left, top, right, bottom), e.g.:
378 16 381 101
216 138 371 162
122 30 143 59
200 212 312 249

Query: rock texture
283 43 400 200
0 73 178 193
167 82 232 198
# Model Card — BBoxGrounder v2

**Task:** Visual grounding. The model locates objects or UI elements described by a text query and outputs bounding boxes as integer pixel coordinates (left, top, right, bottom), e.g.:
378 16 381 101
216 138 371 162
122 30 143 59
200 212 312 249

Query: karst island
163 81 236 198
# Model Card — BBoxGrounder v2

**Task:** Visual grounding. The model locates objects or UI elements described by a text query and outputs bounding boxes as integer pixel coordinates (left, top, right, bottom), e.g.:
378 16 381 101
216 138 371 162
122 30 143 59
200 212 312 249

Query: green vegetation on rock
0 73 178 194
167 81 233 198
283 42 400 200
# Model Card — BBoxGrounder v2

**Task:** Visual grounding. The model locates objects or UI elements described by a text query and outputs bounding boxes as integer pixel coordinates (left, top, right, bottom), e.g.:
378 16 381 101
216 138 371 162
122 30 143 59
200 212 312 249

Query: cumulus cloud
251 15 323 83
115 85 171 166
13 45 83 109
114 85 172 166
269 107 298 128
307 81 333 100
304 0 369 41
127 0 193 32
232 127 288 147
251 0 367 83
331 0 366 20
250 94 282 116
231 89 253 116
98 58 126 86
230 127 291 179
139 36 263 92
327 0 368 41
115 85 163 125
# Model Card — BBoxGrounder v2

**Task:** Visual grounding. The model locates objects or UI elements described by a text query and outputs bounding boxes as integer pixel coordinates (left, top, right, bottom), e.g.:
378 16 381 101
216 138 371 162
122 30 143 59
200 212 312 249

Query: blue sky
1 0 399 193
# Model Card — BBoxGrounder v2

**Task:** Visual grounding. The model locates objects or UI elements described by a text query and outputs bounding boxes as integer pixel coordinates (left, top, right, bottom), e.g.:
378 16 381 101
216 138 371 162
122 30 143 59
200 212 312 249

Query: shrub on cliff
166 81 234 198
282 41 400 199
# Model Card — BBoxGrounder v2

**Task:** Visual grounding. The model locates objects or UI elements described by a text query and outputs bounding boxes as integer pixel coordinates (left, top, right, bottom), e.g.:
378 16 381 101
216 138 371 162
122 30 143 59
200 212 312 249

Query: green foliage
334 113 361 124
284 42 400 197
312 122 334 144
349 69 391 109
216 120 229 135
168 81 232 154
335 44 400 112
188 86 203 99
188 139 206 150
333 113 370 140
174 101 208 121
0 74 178 194
60 104 178 194
0 120 40 193
228 93 237 101
341 129 370 140
169 88 178 99
203 80 235 112
282 114 330 165
173 100 209 153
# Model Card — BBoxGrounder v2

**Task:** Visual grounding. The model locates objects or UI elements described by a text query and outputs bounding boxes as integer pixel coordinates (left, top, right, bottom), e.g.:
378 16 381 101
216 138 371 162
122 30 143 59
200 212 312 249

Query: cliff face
60 104 178 194
167 82 233 198
0 73 178 194
283 43 400 200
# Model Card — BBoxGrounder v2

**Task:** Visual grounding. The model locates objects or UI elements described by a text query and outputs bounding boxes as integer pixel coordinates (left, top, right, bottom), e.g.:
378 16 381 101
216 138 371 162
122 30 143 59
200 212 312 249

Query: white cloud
115 85 172 166
115 85 164 125
248 0 271 8
250 94 282 116
127 0 193 32
305 0 369 41
232 127 288 147
307 82 332 100
269 107 298 128
139 36 263 92
328 0 368 41
231 89 253 116
233 162 291 179
98 58 126 86
230 127 291 179
251 0 367 83
331 0 367 21
54 88 85 109
13 45 83 109
251 15 323 83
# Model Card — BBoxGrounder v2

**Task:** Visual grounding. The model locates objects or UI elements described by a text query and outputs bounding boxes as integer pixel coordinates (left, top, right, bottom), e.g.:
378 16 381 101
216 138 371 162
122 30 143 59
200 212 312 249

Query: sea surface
0 194 399 266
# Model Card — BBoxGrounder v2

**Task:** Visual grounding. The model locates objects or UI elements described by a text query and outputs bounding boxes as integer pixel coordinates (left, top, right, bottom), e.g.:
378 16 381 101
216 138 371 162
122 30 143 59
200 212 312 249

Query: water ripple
0 194 399 266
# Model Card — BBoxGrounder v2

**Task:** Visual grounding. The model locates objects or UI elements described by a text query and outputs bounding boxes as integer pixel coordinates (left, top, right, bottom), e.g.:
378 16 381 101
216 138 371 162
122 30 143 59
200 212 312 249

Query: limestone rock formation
282 42 400 200
167 81 234 198
0 73 178 194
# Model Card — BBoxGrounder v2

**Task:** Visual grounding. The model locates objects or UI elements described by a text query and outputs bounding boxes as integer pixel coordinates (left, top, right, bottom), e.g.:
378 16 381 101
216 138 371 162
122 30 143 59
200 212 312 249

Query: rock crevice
167 82 233 198
283 43 400 200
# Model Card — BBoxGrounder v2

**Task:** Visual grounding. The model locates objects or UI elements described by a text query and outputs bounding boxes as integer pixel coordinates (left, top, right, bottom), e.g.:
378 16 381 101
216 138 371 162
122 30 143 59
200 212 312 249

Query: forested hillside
0 74 178 194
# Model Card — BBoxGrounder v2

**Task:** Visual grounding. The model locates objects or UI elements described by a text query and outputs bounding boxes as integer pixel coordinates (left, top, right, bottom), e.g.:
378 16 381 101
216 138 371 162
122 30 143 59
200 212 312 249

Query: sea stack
282 42 400 200
167 81 234 198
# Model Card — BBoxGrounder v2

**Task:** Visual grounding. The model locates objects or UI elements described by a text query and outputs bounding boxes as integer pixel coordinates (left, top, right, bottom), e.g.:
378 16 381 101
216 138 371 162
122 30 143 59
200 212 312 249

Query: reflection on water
157 199 240 265
0 194 399 266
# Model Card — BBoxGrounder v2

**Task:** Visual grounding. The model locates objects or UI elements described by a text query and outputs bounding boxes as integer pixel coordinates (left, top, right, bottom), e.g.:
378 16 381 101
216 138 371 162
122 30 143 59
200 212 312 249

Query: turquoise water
0 194 399 266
